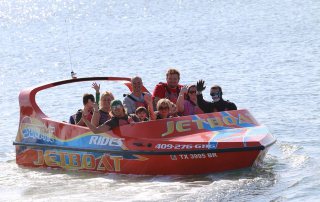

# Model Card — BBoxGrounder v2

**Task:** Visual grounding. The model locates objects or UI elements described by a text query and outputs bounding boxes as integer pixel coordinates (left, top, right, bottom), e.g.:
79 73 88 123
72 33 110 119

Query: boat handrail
19 77 133 119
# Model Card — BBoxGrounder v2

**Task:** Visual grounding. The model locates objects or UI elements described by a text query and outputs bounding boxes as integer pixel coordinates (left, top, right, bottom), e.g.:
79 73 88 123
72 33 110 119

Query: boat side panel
15 109 274 158
117 109 260 138
15 109 272 152
16 148 261 175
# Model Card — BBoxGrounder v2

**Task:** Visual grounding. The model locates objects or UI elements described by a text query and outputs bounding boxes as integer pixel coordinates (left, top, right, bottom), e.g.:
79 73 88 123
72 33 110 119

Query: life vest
127 93 148 109
155 111 171 120
75 109 93 124
118 117 130 126
160 82 181 103
98 110 111 125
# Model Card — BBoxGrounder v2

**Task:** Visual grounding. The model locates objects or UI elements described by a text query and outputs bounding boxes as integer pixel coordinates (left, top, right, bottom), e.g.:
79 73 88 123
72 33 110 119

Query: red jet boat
14 77 276 175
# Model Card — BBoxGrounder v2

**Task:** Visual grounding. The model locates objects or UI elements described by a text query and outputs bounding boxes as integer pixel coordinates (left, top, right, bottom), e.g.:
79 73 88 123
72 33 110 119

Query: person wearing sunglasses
176 85 204 116
196 80 237 113
82 99 140 133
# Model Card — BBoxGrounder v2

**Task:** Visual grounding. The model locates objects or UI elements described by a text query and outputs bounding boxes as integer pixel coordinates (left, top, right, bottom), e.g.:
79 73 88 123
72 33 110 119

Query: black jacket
197 94 237 113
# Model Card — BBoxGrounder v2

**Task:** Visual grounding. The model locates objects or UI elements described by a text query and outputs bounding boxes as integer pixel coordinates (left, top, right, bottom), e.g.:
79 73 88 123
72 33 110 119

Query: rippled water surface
1 0 320 201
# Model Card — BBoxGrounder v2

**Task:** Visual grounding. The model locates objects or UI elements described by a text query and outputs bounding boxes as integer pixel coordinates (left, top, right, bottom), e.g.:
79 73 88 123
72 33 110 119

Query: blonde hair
100 91 114 109
156 98 171 110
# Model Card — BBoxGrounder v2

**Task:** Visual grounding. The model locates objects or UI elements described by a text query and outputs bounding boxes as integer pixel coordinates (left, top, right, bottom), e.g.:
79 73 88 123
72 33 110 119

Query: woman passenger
176 85 203 116
91 91 114 126
83 100 140 133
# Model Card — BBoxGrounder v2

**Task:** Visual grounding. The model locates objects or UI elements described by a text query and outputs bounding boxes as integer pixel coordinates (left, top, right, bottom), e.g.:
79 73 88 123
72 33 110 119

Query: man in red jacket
152 68 183 105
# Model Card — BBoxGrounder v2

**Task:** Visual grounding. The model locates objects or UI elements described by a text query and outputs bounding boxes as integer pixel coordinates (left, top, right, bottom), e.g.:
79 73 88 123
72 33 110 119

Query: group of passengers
70 68 237 133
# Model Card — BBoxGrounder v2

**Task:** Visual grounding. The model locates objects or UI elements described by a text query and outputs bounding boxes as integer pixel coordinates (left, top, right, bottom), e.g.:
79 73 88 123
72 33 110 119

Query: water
1 0 319 201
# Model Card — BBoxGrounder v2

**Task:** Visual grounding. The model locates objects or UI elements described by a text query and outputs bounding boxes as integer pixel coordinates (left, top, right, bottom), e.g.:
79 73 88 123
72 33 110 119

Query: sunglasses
112 105 123 110
159 106 169 110
210 92 221 96
188 90 196 94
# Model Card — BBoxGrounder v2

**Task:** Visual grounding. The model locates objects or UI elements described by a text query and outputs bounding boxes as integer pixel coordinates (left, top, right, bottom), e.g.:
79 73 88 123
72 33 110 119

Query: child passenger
134 94 156 121
135 107 149 122
154 98 172 120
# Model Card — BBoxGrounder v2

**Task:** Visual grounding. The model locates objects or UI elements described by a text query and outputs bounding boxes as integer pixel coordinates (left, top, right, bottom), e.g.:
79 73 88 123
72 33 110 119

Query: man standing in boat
123 76 150 114
196 80 237 112
152 68 183 105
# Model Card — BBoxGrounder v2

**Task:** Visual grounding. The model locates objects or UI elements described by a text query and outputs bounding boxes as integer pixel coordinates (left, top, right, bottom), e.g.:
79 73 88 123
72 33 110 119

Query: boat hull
16 147 268 175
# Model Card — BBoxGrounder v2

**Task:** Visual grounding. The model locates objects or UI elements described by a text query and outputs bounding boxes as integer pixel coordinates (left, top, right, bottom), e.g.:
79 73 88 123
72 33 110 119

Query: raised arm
75 110 86 126
92 82 100 105
196 80 212 113
176 85 188 113
91 103 101 127
82 114 110 133
144 93 156 120
196 94 212 113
